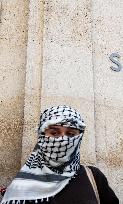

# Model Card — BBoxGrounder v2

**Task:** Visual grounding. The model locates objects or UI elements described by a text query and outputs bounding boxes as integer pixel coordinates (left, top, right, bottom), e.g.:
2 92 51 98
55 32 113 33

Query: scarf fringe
1 175 77 204
1 199 47 204
2 191 73 204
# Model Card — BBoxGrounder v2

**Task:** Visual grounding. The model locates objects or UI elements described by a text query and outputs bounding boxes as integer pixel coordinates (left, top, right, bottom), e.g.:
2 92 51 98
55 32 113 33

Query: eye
50 131 58 136
66 132 76 137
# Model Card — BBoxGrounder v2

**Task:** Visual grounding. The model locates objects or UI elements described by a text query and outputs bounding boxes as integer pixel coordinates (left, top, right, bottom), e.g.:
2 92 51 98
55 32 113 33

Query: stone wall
0 0 123 202
0 0 29 186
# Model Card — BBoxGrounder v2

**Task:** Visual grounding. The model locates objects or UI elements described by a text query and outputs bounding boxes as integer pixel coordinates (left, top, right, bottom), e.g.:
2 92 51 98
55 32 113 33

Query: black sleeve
89 166 119 204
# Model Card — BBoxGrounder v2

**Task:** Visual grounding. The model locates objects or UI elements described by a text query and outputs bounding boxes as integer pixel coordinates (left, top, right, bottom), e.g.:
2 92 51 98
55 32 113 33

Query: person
1 105 119 204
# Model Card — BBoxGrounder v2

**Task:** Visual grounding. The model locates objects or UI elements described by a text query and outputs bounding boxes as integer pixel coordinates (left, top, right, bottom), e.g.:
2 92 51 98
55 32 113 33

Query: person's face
45 125 80 137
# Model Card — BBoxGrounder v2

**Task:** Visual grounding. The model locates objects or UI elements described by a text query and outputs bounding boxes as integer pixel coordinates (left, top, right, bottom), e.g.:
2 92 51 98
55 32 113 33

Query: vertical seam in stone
0 0 3 24
40 0 45 106
20 0 30 165
104 98 110 177
40 0 45 109
21 0 45 165
90 0 97 164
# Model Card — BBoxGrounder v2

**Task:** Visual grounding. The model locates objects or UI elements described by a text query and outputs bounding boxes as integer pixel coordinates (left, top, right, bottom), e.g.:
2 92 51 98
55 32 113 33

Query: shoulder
85 165 111 191
87 165 107 180
83 165 119 204
80 165 106 179
87 165 104 175
79 165 108 188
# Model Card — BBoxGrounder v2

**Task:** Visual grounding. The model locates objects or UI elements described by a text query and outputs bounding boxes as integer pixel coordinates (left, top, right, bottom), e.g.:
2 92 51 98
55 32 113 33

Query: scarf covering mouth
2 105 86 204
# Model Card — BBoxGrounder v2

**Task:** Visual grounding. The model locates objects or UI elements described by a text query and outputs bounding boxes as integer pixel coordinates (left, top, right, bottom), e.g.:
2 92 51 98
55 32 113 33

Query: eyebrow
48 126 60 130
66 128 79 132
48 126 79 132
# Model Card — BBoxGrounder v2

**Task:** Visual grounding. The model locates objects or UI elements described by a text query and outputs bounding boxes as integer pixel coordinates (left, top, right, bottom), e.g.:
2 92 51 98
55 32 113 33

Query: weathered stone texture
0 0 29 185
21 0 44 165
41 0 96 164
0 0 123 202
91 0 123 201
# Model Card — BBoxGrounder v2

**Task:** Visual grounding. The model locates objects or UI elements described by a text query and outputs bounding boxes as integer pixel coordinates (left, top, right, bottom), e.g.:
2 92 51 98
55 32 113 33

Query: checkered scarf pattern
2 105 86 204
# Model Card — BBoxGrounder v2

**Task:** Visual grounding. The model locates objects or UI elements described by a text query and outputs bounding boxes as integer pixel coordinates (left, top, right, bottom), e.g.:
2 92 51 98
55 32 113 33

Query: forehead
46 125 79 131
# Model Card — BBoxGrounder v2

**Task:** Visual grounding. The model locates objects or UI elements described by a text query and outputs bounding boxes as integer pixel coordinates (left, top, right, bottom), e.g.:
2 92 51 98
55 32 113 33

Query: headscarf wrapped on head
2 105 86 204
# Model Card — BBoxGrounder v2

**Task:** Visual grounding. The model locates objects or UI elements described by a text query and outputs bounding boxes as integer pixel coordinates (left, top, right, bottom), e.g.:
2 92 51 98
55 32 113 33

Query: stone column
91 0 123 201
21 0 44 164
0 0 29 186
40 0 96 165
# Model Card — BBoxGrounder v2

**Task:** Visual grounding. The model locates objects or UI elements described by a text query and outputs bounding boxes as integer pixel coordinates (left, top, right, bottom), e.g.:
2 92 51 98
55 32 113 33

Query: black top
11 166 119 204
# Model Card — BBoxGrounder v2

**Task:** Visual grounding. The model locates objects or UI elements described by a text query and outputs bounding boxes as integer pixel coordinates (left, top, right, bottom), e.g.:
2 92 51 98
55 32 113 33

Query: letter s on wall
109 53 122 72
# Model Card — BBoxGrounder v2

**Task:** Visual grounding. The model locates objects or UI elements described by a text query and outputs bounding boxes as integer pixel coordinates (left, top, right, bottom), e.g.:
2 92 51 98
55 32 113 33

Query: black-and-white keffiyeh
2 105 86 204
